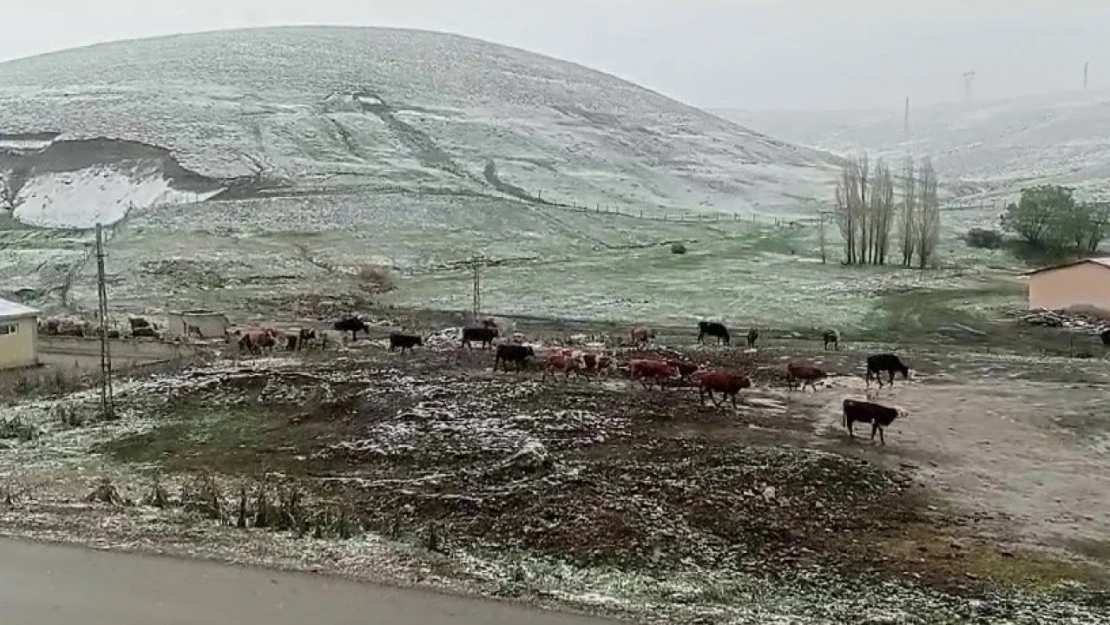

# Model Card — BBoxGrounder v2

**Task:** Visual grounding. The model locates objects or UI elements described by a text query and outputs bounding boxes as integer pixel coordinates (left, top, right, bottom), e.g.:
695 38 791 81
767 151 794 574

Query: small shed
1024 257 1110 311
0 297 40 370
165 310 230 339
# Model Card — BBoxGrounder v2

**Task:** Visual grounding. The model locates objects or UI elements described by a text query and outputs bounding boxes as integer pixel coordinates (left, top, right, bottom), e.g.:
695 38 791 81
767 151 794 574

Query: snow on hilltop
0 26 837 227
715 90 1110 201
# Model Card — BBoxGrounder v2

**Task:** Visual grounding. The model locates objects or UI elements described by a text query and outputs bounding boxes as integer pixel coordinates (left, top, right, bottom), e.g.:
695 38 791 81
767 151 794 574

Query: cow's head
895 406 910 420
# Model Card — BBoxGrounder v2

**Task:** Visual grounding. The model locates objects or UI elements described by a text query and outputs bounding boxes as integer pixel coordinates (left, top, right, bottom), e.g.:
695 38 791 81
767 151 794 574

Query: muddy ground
0 323 1108 623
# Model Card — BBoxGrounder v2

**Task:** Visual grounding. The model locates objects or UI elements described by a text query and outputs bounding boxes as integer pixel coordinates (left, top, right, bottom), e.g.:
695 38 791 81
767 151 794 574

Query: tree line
821 155 941 268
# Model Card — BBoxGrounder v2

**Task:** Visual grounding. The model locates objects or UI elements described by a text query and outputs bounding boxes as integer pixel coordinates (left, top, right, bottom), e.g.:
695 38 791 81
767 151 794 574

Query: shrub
357 264 396 293
965 228 1004 249
670 242 687 255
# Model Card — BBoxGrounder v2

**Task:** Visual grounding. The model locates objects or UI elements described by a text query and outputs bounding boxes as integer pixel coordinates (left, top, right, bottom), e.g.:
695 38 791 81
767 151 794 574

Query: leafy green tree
1001 185 1075 248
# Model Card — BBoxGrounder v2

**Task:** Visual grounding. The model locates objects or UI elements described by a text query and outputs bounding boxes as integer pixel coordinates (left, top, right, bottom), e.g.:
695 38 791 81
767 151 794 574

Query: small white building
165 310 231 339
0 297 40 370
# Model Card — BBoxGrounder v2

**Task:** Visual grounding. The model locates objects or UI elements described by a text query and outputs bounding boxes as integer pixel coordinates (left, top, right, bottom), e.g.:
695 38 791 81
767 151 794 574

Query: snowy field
716 89 1110 203
8 191 1016 336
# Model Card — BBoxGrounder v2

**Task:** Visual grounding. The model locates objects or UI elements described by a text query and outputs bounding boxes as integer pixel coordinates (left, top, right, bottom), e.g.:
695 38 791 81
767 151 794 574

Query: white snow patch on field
14 166 221 228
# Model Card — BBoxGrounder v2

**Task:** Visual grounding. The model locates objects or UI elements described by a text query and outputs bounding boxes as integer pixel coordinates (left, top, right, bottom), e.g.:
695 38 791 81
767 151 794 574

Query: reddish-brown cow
629 359 676 390
542 352 584 382
786 361 827 392
695 369 752 408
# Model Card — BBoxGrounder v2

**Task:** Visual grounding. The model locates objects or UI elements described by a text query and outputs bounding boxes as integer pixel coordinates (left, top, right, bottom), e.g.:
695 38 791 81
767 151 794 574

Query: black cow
461 326 498 349
697 321 730 346
132 327 159 339
389 332 423 353
843 398 907 445
128 317 151 331
746 328 759 348
1101 328 1110 347
823 329 840 351
494 344 535 371
866 353 909 387
334 317 370 341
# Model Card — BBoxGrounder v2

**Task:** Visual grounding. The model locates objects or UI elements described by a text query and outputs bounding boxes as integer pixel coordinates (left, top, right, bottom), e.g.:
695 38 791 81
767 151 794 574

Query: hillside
0 26 838 229
715 90 1110 202
0 26 850 320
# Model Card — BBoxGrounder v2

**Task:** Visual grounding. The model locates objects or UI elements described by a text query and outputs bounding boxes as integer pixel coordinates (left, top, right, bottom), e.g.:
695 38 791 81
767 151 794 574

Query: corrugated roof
0 297 39 321
1022 257 1110 276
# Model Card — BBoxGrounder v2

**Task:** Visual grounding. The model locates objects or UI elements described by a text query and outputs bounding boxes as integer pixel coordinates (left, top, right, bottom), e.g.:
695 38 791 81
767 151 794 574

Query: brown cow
629 359 677 390
695 369 752 408
578 351 613 382
542 351 584 382
786 361 827 392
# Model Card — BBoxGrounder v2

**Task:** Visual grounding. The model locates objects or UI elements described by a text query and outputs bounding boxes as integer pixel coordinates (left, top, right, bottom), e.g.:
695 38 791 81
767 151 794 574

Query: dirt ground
3 320 1109 623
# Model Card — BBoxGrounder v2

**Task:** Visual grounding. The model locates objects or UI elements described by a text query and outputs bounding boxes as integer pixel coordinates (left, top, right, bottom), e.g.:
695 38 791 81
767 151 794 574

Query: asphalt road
0 538 620 625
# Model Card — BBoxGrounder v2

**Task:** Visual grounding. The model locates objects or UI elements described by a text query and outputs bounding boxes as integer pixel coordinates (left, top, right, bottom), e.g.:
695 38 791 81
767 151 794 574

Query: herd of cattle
263 316 907 445
40 311 911 445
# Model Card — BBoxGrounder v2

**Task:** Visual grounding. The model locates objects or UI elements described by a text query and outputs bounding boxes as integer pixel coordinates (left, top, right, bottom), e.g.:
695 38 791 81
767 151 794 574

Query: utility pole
963 71 976 105
1085 61 1090 90
471 256 481 321
94 223 115 421
903 96 910 138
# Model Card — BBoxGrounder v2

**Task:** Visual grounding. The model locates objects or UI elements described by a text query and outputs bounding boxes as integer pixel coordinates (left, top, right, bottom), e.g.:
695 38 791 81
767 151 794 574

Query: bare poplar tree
869 159 895 265
834 161 859 264
897 157 917 267
916 157 941 269
855 154 870 265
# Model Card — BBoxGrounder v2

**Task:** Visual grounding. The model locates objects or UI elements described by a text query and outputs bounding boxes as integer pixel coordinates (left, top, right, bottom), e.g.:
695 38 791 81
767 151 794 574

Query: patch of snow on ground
14 165 222 228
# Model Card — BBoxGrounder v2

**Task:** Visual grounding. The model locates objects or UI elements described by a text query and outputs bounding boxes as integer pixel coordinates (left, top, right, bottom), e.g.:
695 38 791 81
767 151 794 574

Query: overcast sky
6 1 1109 111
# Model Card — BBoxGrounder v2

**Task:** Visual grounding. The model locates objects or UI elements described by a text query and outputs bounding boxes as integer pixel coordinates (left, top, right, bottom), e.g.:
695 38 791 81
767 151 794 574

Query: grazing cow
697 321 731 346
495 344 535 372
866 353 909 388
285 333 300 352
542 351 584 382
461 326 498 349
746 328 759 348
628 359 677 390
238 330 276 355
132 327 159 339
842 398 908 445
579 351 613 381
695 369 752 408
128 317 151 332
786 361 827 392
334 317 370 341
668 359 701 385
297 328 317 350
389 332 423 353
823 329 840 351
630 326 656 346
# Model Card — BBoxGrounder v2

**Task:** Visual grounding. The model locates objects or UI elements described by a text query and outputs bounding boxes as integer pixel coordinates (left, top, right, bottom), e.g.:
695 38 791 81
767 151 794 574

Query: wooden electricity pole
471 256 482 320
95 223 115 421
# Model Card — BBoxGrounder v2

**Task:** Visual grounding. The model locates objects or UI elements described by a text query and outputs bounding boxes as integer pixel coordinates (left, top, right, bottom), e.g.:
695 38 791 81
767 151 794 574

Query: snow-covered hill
715 90 1110 201
0 26 838 229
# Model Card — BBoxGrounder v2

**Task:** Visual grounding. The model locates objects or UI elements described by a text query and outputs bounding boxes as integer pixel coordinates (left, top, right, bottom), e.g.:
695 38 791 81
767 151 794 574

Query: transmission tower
94 223 116 421
963 71 976 104
1085 61 1090 90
